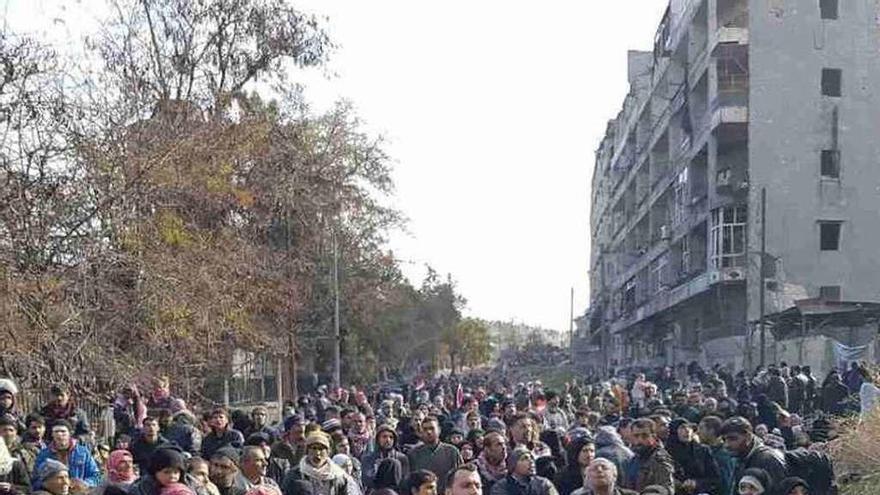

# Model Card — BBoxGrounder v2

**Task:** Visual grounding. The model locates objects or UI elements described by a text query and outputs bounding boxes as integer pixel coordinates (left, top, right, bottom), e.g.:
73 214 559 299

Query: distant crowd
1 360 878 495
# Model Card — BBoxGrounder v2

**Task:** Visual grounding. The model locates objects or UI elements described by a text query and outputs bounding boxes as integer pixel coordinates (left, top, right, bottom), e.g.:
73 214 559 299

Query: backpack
784 448 835 495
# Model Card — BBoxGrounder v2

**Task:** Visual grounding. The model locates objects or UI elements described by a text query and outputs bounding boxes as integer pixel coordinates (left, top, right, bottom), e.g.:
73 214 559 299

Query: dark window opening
819 285 842 301
820 222 842 251
822 68 842 97
821 150 840 178
820 0 839 20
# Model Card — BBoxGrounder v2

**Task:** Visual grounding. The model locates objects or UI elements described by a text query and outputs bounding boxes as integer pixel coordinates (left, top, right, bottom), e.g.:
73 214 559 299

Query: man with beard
621 419 673 495
474 432 507 495
209 447 247 495
32 421 101 493
201 409 244 460
282 432 352 495
38 386 90 440
721 417 787 493
272 416 307 468
360 425 409 489
408 417 461 493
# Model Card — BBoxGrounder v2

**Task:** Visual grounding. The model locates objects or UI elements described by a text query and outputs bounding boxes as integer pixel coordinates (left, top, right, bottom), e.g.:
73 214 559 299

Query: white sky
3 0 669 332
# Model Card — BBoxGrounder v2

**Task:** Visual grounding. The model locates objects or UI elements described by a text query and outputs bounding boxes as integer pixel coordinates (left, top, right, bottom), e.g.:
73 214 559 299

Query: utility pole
569 288 575 363
332 228 341 388
759 187 767 367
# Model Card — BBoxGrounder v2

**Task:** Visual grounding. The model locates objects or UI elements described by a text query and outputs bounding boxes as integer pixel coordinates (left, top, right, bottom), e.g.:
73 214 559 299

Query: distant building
580 0 880 375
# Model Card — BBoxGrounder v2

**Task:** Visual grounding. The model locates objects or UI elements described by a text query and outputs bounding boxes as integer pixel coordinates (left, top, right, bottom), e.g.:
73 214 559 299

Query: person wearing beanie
209 448 246 495
665 419 719 495
32 421 101 493
201 409 244 461
737 468 771 495
488 448 556 495
281 432 352 495
33 459 69 495
360 425 409 489
593 427 633 484
0 414 37 477
127 447 188 495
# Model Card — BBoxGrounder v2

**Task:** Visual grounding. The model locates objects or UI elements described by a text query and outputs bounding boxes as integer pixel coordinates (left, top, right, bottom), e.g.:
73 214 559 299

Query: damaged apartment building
577 0 880 375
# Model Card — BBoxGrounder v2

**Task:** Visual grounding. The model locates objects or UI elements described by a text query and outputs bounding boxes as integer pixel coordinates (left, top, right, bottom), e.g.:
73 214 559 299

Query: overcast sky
3 0 669 332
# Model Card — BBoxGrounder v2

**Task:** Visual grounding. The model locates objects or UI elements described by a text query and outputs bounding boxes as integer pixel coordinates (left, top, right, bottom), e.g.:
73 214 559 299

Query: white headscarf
0 436 15 476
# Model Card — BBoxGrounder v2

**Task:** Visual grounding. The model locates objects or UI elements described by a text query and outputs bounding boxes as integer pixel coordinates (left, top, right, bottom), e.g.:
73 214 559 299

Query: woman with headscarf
92 450 139 495
0 437 30 495
554 436 595 495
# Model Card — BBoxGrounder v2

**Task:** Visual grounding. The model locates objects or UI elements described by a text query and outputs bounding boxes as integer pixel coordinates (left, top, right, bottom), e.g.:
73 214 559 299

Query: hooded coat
360 427 409 489
665 420 720 495
594 427 633 481
554 437 592 495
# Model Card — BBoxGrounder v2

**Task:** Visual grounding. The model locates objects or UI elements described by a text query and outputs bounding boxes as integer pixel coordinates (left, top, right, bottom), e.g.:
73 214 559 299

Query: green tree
443 318 492 373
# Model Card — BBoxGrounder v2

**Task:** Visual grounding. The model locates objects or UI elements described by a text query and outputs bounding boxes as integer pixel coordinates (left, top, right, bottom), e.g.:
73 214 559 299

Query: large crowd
1 361 879 495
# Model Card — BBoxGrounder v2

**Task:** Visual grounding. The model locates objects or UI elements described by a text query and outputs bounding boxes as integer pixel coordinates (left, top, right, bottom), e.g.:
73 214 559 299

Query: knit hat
0 379 17 397
305 432 331 450
246 432 273 447
507 447 532 473
321 418 342 433
37 459 68 485
283 415 305 432
640 486 671 495
739 468 771 495
148 447 186 476
211 446 241 466
778 477 810 495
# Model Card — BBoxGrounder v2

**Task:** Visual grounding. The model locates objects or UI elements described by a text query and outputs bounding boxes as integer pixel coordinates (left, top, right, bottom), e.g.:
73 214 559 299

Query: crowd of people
0 360 878 495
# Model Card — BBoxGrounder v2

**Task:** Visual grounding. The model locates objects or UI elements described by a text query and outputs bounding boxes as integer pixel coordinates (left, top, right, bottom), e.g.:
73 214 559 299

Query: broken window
673 168 689 225
820 222 842 251
649 253 669 294
820 0 839 20
822 68 842 97
680 235 691 276
711 206 747 268
819 285 842 301
821 150 840 178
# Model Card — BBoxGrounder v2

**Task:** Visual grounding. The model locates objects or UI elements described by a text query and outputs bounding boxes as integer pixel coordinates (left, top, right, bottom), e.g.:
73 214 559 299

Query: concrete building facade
578 0 880 375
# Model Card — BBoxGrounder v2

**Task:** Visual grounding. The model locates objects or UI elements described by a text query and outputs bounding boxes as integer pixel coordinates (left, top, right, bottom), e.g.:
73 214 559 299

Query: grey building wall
748 0 880 319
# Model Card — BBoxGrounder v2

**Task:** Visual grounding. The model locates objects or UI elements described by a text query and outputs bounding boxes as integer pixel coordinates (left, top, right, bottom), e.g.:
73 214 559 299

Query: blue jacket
33 441 102 489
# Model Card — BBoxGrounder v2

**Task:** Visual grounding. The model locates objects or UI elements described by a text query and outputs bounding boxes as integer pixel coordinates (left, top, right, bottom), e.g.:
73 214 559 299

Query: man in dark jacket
698 416 735 495
361 424 409 488
488 448 557 495
788 367 808 415
765 368 789 410
666 419 719 495
201 408 244 460
38 385 90 440
621 419 674 495
164 411 202 457
129 416 172 473
721 417 787 493
594 427 633 482
408 416 461 492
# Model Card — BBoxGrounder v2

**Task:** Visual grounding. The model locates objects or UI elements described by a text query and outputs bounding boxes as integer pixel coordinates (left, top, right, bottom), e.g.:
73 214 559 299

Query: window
821 150 840 178
822 69 842 97
711 206 747 268
819 285 842 301
680 235 691 275
820 0 839 20
649 253 669 294
819 221 842 251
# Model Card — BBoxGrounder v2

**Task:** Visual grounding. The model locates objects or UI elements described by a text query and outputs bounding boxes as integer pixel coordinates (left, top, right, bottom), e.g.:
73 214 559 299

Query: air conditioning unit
717 169 732 187
660 225 671 240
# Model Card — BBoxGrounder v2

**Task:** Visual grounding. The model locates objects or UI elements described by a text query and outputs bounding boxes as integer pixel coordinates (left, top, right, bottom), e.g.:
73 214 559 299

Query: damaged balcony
712 45 749 127
712 0 749 53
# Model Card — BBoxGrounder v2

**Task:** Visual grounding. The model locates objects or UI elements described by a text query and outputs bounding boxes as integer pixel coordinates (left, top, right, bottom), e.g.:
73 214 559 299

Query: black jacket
732 437 787 491
201 429 245 459
129 435 172 473
667 439 720 495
